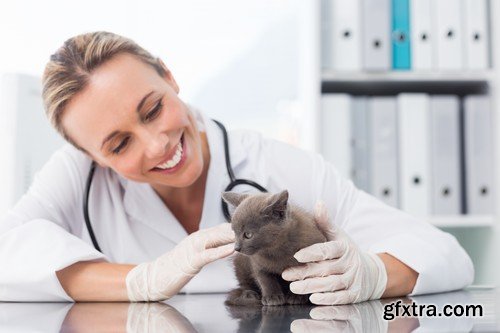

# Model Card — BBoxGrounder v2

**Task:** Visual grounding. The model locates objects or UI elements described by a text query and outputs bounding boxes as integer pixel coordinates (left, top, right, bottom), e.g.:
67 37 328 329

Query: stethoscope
83 119 268 252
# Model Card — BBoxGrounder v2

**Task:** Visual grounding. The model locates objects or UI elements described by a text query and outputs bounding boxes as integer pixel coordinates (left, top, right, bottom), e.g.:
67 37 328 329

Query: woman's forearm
56 254 417 301
377 253 418 298
56 261 135 302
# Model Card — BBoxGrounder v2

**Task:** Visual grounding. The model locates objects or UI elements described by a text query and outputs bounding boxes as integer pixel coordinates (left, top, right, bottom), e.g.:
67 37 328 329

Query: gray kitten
222 190 327 306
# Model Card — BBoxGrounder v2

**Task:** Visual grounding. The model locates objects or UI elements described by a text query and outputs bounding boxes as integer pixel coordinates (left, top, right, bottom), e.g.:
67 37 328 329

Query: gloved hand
126 223 235 302
281 202 387 305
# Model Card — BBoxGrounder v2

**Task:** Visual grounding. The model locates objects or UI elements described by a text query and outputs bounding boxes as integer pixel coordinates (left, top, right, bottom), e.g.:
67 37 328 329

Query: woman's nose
143 132 169 159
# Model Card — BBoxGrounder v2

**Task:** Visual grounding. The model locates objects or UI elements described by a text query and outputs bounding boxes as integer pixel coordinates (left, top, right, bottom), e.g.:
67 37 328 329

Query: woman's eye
243 232 253 239
144 100 163 122
112 137 130 155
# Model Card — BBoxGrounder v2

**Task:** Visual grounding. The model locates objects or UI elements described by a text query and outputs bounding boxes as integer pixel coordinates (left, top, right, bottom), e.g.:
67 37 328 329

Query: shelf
322 70 495 82
428 215 494 228
321 71 493 95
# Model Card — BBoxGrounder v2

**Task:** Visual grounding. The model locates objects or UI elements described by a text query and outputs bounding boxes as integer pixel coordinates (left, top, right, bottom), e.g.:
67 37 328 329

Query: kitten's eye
243 232 253 239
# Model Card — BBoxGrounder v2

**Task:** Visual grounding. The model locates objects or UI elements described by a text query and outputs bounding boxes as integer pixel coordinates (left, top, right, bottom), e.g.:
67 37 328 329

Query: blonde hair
42 31 166 152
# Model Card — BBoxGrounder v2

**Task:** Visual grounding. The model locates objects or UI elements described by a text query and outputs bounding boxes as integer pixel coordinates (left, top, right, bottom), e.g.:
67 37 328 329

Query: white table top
0 287 497 332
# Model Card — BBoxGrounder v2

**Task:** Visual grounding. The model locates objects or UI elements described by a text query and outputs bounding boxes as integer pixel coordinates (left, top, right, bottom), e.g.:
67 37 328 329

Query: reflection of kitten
227 303 312 332
222 190 327 306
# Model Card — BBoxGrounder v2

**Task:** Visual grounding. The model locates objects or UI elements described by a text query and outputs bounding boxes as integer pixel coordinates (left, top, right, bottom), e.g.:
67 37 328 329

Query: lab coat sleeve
257 136 474 296
0 145 107 301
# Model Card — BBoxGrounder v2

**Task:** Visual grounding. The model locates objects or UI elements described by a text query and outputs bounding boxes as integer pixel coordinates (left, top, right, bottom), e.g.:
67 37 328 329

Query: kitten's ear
221 192 249 208
264 190 289 220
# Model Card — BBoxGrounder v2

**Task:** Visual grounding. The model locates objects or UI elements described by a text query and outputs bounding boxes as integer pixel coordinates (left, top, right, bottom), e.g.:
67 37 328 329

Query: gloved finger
313 201 330 229
289 275 347 295
309 290 356 305
199 243 235 265
294 240 346 263
282 259 349 281
202 223 236 249
291 319 347 333
314 201 335 241
313 203 341 242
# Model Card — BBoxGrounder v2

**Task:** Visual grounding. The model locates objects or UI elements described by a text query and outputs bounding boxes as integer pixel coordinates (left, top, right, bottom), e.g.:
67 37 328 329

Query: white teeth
156 141 183 170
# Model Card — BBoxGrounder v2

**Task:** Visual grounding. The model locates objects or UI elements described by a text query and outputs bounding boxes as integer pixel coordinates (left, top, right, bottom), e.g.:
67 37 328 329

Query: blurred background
0 0 304 137
0 0 498 287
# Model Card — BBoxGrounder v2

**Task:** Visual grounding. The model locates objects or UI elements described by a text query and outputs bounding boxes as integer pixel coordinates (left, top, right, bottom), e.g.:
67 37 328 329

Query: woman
0 31 473 303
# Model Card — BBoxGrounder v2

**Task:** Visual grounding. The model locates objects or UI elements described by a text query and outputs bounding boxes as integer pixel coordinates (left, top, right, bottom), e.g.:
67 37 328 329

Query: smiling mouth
151 133 185 171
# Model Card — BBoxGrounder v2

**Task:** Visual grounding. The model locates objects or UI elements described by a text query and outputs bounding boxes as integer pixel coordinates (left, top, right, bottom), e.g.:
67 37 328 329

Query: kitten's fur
222 190 327 306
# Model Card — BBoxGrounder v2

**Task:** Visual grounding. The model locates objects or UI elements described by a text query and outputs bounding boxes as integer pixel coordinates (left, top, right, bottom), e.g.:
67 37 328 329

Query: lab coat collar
120 181 188 244
118 106 245 243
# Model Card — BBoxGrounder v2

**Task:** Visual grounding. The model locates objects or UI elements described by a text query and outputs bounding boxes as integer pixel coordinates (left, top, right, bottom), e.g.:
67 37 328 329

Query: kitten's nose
234 243 242 252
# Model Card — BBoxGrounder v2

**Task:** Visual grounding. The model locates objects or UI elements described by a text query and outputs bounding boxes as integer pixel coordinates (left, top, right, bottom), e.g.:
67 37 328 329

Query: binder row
321 93 494 217
321 0 490 72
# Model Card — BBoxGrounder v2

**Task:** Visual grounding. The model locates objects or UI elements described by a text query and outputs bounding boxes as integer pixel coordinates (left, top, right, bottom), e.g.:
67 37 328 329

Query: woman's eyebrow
136 90 155 114
100 90 155 150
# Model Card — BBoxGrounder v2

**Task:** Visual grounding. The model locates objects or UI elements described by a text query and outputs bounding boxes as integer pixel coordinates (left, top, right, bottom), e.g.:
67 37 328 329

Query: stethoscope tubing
212 119 268 221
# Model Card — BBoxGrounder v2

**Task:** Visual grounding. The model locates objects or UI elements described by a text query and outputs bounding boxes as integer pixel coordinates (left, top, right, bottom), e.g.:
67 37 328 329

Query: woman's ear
222 192 249 208
158 58 179 94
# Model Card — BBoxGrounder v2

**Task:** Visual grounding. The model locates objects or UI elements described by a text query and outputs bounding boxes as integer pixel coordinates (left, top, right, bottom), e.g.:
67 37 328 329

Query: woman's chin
152 163 204 188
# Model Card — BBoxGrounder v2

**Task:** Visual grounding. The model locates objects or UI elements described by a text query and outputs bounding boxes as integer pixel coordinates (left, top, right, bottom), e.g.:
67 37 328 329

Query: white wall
0 0 302 141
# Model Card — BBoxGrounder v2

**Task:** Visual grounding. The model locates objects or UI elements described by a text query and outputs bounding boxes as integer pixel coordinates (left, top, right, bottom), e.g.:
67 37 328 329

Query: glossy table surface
0 287 497 332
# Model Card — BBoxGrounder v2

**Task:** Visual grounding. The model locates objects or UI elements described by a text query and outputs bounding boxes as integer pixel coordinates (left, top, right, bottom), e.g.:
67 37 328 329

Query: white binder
361 0 391 71
397 93 431 217
463 0 489 70
433 0 464 70
321 94 352 179
351 97 370 191
463 95 494 215
329 0 362 71
369 97 399 208
430 96 462 215
410 0 433 71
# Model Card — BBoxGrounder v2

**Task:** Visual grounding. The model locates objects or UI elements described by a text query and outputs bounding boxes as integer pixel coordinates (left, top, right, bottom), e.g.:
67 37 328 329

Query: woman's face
62 53 206 188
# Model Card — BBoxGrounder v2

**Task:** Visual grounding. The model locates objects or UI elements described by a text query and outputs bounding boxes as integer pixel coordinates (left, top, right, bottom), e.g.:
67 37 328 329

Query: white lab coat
0 109 474 302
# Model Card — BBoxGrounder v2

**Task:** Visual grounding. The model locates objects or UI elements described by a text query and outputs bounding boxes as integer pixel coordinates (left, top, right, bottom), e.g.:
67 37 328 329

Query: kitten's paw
286 294 310 305
261 294 286 306
225 288 262 306
241 289 261 301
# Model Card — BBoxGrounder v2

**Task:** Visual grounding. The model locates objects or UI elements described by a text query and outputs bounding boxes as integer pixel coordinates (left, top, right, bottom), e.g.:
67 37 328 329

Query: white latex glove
126 223 235 302
281 202 387 305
